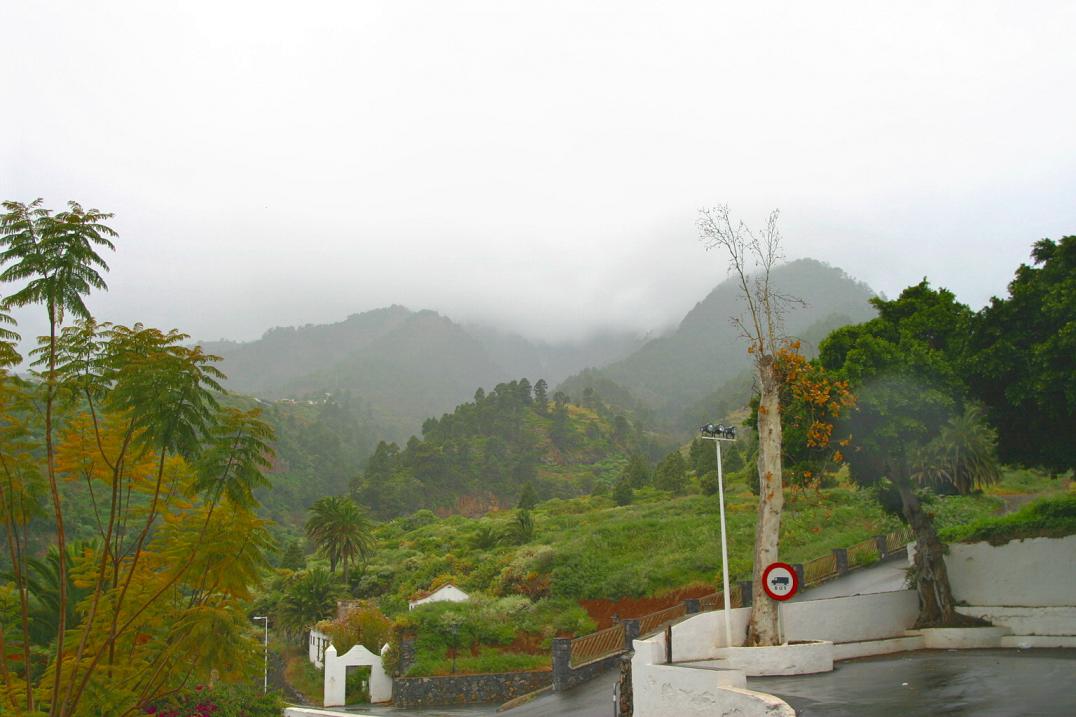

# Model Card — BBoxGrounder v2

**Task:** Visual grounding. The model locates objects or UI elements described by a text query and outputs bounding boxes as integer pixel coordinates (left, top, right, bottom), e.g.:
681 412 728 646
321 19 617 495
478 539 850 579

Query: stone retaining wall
392 670 551 708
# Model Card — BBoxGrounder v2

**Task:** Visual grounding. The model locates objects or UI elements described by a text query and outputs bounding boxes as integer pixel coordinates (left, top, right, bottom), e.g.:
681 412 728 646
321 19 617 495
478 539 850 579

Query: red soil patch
504 632 547 655
581 583 716 630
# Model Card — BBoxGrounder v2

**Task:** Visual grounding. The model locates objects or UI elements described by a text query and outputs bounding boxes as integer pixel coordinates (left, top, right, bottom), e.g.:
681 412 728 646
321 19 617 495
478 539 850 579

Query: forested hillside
203 307 642 443
351 379 674 519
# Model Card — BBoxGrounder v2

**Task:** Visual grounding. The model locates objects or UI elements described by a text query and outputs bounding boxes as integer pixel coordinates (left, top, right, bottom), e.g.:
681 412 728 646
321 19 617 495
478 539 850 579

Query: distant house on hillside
408 583 470 610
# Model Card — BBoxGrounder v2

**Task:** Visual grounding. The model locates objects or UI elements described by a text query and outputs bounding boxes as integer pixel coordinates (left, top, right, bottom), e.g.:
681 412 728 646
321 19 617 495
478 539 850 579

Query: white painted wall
663 589 918 663
323 643 392 707
906 626 1010 649
781 590 920 643
308 629 331 669
409 584 470 610
634 627 795 715
960 606 1076 636
712 641 833 676
632 657 791 717
668 607 752 659
945 536 1076 607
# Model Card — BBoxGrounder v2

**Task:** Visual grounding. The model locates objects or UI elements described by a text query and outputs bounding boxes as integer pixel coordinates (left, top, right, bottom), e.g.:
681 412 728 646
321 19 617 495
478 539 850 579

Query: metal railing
570 623 626 667
847 537 880 568
638 603 687 638
698 591 722 612
803 553 838 586
885 526 913 554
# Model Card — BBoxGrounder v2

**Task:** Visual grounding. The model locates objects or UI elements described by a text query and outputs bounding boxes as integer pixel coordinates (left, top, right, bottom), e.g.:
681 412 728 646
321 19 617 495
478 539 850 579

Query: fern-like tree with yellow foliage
0 199 277 716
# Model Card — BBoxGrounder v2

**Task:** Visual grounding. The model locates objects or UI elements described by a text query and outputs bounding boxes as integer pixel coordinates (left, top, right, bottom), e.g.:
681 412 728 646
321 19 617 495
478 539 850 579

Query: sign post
761 562 798 644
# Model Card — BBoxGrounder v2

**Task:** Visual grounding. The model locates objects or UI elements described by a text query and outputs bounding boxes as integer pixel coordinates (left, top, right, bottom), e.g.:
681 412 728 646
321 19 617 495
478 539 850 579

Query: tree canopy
0 200 276 716
964 236 1075 473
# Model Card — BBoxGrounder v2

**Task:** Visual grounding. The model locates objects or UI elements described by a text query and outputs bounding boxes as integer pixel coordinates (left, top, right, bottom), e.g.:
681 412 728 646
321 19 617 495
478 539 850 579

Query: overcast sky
2 1 1074 347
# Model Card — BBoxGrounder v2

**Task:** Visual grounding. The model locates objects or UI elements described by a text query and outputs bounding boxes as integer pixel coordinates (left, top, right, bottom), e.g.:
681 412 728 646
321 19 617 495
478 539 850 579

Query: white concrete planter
713 640 834 676
907 626 1009 649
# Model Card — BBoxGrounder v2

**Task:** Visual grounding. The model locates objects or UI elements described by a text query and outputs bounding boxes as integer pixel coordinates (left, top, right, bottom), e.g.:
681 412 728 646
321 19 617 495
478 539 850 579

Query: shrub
492 545 555 598
940 494 1076 545
317 601 392 654
144 684 283 717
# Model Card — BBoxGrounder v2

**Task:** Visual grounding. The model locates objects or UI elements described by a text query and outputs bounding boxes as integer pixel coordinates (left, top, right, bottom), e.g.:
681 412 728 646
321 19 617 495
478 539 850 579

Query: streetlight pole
700 424 736 648
253 616 269 694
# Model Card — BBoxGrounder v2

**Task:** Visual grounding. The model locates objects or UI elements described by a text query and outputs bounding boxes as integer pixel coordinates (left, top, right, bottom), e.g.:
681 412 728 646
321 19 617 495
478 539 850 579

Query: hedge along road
750 648 1076 717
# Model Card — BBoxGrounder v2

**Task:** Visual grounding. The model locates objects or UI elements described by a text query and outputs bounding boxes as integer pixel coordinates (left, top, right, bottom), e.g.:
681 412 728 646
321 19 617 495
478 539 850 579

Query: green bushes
941 494 1076 545
316 601 392 654
399 596 592 676
146 684 283 717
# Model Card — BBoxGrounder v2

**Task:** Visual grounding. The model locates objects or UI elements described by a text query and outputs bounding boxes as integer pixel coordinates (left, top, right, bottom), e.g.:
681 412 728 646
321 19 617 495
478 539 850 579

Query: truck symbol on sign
770 576 790 588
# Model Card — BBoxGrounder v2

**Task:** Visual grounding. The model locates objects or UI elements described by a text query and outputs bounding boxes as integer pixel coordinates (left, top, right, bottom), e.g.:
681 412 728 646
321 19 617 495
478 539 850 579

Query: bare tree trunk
746 357 784 646
898 484 985 628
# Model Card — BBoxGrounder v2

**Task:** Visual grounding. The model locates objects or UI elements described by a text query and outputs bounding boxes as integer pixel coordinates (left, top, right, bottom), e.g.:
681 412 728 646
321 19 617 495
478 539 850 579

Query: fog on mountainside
558 259 877 426
206 258 876 446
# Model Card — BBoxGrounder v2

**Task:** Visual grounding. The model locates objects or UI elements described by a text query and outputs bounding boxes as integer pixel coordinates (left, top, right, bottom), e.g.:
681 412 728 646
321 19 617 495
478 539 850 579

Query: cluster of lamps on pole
698 423 736 647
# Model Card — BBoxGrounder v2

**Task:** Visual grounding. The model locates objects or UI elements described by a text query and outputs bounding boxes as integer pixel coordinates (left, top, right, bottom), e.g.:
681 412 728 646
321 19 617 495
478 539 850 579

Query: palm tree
305 496 375 584
276 567 344 642
910 405 1001 495
901 404 1002 628
934 405 1001 494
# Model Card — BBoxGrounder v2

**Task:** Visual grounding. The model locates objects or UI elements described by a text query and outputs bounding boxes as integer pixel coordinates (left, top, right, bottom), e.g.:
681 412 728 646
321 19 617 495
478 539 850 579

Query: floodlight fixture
700 423 736 440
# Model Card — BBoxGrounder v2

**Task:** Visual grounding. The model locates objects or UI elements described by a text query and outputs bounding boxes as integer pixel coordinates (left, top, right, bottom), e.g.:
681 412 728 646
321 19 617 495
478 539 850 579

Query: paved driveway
750 648 1076 716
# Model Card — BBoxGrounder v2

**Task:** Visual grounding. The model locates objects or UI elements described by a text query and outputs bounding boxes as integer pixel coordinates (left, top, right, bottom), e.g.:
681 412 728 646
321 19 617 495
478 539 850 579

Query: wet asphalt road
750 648 1076 717
334 647 1076 717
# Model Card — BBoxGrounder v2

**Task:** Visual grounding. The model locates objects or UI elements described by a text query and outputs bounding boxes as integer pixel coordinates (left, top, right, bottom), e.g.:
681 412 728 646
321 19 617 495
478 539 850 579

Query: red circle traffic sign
762 562 799 601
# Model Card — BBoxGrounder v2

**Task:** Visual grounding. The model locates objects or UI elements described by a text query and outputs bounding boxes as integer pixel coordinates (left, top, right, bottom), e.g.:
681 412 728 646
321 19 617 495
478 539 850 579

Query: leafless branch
697 205 800 359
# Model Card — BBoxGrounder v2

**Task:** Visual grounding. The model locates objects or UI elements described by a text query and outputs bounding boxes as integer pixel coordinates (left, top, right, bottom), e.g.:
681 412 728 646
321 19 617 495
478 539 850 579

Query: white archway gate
323 642 392 706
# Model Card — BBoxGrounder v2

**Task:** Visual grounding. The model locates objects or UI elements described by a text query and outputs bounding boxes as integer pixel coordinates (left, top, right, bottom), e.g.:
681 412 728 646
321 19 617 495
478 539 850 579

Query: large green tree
965 236 1075 473
653 449 687 494
819 282 988 627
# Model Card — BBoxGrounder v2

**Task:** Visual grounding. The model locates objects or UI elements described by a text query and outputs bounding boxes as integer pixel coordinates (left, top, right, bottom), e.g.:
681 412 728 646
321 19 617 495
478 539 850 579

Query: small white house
408 583 470 610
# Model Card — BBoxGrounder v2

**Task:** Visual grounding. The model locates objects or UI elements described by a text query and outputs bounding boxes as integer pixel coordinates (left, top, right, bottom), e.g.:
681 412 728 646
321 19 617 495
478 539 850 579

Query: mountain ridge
201 257 876 443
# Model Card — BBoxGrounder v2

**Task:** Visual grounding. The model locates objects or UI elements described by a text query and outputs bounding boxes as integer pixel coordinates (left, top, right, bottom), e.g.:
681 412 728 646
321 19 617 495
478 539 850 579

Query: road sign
762 562 799 601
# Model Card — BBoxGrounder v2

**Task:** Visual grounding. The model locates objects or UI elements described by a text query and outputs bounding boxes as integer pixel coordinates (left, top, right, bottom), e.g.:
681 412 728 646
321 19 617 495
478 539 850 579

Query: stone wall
393 670 551 708
557 651 622 691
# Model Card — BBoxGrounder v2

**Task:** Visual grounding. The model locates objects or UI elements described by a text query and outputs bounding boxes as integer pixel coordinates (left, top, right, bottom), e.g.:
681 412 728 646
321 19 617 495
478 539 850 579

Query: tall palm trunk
746 356 783 645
